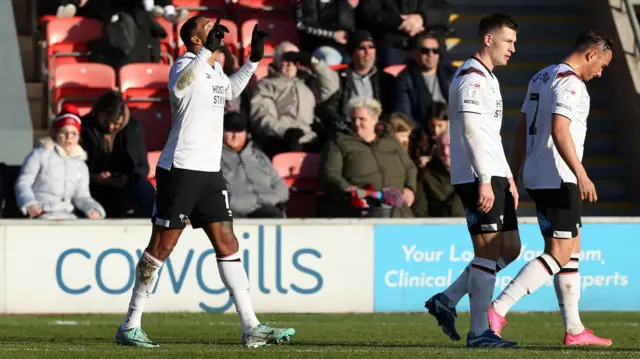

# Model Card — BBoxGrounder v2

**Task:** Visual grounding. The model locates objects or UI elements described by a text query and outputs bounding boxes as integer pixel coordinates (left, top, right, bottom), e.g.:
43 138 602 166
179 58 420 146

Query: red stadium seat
240 19 297 60
147 151 163 188
119 63 171 102
53 63 116 115
253 56 274 81
272 152 321 218
175 19 239 59
155 18 176 65
130 105 172 152
383 64 406 77
45 18 102 82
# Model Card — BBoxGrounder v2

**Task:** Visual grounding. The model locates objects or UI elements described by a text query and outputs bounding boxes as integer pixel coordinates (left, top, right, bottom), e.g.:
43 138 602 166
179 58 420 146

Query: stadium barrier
0 218 636 314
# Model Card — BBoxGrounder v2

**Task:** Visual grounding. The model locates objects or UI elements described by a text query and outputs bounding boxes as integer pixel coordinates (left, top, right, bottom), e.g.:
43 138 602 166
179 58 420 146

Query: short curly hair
348 97 383 119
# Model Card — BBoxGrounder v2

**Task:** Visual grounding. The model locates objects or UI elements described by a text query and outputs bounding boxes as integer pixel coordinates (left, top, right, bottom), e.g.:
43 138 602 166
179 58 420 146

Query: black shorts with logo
454 176 518 235
152 167 232 229
527 182 582 239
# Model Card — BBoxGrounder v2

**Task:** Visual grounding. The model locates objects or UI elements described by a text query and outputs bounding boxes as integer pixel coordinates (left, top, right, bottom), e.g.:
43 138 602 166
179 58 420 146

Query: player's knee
545 239 573 267
471 232 501 260
501 230 522 263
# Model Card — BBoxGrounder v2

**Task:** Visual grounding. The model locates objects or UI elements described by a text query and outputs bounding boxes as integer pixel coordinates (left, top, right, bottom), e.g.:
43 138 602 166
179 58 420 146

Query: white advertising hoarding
3 223 374 314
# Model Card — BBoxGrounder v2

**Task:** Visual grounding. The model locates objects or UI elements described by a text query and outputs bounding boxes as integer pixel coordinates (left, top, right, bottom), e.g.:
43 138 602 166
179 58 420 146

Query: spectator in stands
425 101 450 138
14 105 105 220
145 0 189 24
296 0 359 65
412 131 464 217
387 112 414 152
81 91 154 218
393 32 455 127
221 113 289 218
316 30 396 135
321 97 417 218
409 101 450 168
358 0 452 68
250 41 340 158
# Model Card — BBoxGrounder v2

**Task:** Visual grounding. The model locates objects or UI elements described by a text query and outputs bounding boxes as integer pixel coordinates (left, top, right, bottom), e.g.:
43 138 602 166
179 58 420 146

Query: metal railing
623 0 640 55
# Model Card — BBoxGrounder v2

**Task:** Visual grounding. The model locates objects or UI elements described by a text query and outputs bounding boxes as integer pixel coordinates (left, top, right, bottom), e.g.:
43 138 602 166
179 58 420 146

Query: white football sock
493 252 561 317
443 265 469 307
468 257 497 336
217 252 261 334
121 251 163 330
443 256 509 308
555 253 585 335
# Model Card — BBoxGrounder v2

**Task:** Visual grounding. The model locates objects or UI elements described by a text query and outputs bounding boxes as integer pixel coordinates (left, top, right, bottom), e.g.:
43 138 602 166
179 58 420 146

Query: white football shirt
158 48 257 172
449 57 509 185
521 63 589 188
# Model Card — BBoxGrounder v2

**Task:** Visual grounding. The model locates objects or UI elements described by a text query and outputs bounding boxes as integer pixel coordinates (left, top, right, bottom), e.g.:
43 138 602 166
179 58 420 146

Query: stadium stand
53 63 117 116
44 17 102 84
11 0 639 217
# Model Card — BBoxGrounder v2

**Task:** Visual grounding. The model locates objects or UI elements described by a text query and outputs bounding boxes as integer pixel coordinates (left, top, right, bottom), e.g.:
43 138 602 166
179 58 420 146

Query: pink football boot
488 304 507 337
564 328 612 346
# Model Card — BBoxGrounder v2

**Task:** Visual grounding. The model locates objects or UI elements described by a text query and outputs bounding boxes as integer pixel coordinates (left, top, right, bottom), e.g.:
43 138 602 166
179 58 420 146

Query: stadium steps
448 0 636 215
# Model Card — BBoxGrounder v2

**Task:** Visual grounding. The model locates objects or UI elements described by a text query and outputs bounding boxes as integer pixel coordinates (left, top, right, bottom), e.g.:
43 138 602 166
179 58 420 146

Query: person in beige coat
250 41 340 157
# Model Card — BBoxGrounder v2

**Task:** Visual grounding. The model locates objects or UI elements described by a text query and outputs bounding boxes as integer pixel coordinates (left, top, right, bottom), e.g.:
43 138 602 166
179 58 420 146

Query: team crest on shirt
467 83 480 98
563 89 577 103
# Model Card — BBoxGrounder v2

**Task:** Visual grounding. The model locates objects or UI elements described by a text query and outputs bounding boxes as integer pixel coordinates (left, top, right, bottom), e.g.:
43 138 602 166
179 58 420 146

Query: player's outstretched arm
226 25 268 100
171 18 229 97
508 112 527 183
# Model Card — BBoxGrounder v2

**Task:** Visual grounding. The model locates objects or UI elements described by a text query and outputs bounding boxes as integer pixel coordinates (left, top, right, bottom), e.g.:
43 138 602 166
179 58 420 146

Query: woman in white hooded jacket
14 106 105 219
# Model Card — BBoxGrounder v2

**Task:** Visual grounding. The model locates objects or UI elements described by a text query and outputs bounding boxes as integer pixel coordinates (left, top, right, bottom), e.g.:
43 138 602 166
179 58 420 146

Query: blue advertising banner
373 223 637 312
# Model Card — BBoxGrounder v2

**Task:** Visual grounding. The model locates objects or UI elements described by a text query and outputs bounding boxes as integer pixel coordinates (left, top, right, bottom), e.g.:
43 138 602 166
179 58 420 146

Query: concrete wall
0 1 33 165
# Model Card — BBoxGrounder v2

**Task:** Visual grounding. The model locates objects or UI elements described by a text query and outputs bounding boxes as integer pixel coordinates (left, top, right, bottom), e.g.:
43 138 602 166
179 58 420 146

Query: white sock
555 253 585 335
443 265 469 307
468 257 497 336
121 251 163 330
493 252 561 317
217 252 261 334
443 257 508 308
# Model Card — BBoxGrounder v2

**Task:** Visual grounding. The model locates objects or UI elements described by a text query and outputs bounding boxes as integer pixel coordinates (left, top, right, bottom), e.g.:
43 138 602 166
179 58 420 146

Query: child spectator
14 105 105 219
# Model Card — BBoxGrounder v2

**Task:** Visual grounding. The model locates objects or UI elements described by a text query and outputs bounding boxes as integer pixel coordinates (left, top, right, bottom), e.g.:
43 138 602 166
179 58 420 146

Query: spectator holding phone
81 91 155 218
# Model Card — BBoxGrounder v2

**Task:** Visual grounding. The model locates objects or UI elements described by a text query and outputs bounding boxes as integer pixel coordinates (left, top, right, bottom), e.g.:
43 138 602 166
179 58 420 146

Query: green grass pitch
0 312 638 358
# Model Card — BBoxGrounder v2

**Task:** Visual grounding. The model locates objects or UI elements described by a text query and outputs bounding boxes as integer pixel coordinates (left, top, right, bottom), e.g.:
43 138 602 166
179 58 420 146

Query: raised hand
205 17 230 52
249 24 270 62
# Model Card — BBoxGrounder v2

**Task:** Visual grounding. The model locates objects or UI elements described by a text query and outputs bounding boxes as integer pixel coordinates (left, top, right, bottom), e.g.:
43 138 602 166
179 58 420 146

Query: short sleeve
551 77 583 121
456 73 488 114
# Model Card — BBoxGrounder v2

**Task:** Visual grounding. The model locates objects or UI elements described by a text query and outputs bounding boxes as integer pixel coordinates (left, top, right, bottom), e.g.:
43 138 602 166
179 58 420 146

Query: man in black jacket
81 90 155 218
358 0 452 68
296 0 358 64
392 32 456 127
316 30 396 135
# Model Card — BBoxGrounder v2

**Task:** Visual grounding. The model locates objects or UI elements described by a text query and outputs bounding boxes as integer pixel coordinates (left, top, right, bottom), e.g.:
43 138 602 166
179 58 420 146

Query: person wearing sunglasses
393 32 456 128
